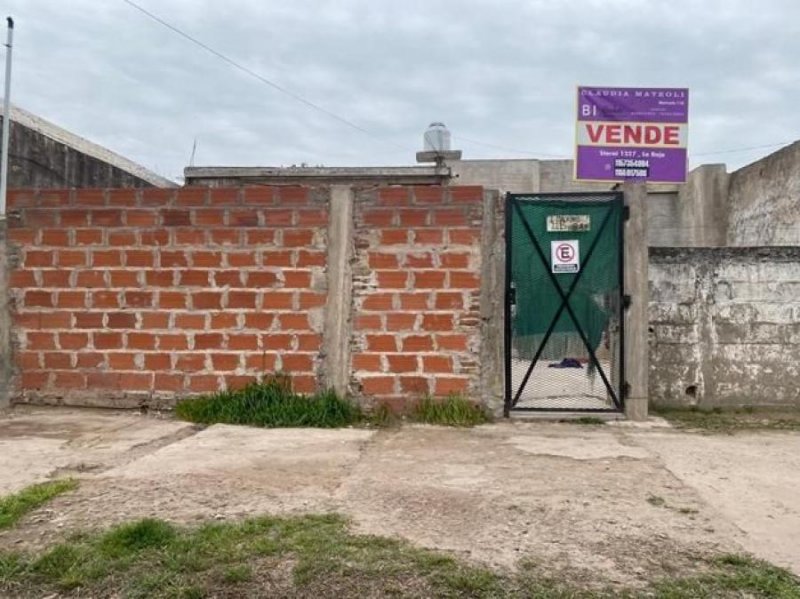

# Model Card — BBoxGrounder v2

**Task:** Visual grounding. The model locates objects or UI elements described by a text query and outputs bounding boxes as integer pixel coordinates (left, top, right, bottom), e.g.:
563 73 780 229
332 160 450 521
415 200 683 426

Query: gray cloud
5 0 799 181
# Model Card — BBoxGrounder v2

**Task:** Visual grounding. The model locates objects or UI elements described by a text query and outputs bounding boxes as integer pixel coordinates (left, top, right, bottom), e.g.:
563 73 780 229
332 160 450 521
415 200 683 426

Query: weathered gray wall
727 141 800 246
649 247 800 408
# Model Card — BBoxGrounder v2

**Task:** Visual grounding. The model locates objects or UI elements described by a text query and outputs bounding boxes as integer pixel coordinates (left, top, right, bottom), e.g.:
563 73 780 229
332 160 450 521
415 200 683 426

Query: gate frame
503 191 627 416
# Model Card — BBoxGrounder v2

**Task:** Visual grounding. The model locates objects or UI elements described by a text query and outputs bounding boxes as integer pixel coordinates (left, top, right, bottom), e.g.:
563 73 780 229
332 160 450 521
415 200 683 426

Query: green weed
412 395 491 427
0 479 77 530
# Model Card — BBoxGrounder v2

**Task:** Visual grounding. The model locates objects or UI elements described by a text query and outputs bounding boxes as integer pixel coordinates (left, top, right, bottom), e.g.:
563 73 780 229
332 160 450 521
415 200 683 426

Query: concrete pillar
478 190 504 416
623 183 649 420
321 185 355 397
0 219 12 408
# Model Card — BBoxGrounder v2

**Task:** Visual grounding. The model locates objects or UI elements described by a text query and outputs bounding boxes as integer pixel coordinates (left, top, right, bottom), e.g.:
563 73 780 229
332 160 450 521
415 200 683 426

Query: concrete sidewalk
0 407 798 584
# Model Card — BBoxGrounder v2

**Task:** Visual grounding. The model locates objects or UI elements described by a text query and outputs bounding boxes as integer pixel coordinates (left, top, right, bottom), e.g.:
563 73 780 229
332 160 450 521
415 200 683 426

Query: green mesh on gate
510 198 622 362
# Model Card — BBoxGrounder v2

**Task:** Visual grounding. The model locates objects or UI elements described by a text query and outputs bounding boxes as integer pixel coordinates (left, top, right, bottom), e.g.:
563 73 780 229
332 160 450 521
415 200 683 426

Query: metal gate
504 193 625 415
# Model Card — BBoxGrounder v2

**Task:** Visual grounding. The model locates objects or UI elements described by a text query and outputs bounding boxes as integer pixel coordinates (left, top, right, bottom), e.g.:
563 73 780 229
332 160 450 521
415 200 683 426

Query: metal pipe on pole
0 17 14 219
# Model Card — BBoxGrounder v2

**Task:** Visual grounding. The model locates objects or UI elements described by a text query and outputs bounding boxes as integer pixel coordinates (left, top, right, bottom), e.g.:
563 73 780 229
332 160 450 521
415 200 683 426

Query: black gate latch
622 294 632 310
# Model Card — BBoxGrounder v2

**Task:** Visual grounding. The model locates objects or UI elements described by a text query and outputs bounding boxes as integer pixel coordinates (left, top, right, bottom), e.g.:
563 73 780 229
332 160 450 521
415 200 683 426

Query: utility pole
0 17 14 218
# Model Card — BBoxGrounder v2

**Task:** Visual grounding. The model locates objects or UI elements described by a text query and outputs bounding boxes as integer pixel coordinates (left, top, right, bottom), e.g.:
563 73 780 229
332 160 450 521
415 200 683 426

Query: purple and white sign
575 86 689 184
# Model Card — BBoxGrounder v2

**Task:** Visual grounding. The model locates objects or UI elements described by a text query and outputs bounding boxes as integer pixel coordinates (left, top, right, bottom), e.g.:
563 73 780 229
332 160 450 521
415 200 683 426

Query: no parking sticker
551 240 580 274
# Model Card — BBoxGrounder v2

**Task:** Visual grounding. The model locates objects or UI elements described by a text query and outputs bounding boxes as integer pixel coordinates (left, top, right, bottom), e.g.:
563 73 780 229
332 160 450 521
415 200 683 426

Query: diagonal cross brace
510 200 620 409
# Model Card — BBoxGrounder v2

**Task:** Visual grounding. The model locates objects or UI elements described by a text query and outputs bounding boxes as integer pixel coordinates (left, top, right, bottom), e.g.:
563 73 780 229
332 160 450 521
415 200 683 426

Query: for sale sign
575 86 689 183
551 240 580 274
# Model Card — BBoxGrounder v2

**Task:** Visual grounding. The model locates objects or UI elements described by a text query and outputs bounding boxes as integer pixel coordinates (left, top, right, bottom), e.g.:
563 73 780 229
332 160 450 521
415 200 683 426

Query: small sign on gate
551 240 580 274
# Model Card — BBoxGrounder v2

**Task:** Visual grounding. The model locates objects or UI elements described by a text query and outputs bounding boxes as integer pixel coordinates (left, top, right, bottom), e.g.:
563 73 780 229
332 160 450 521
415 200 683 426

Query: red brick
91 209 123 226
8 229 37 244
7 190 37 208
57 250 87 267
353 353 382 371
154 373 184 392
173 229 207 245
400 376 430 394
449 271 480 289
24 290 54 308
398 209 429 227
193 292 223 310
448 228 480 245
161 209 191 226
363 209 395 227
178 270 210 287
401 335 434 352
434 377 469 395
413 186 445 204
244 313 273 329
414 270 446 289
109 270 141 287
139 229 170 246
60 209 90 227
436 334 468 351
188 375 220 393
433 209 468 226
128 333 157 350
360 375 396 395
283 229 315 247
210 230 241 245
59 332 89 350
435 292 465 309
278 314 310 330
276 186 309 205
387 354 418 373
74 189 106 206
376 271 408 289
450 186 483 203
123 291 152 309
41 312 73 329
191 251 224 268
176 353 207 371
228 291 257 309
228 209 260 227
227 252 257 267
76 352 104 368
210 188 240 206
366 334 396 352
17 351 40 369
245 353 277 371
40 271 71 287
124 251 154 270
423 356 453 373
141 188 174 206
211 353 240 371
227 334 259 350
244 271 277 287
399 293 431 310
282 353 314 372
368 252 398 269
378 187 410 206
43 352 73 369
413 230 443 245
40 229 70 246
175 187 208 206
244 187 274 205
193 208 226 227
158 292 186 309
291 375 317 394
283 270 311 287
24 250 54 267
121 372 154 391
404 253 434 268
296 334 321 351
75 229 104 245
175 313 206 329
263 334 293 350
212 312 241 329
161 251 189 268
144 353 172 370
92 250 123 267
296 209 327 226
144 270 174 287
75 312 104 328
141 312 170 329
362 293 394 311
298 292 325 309
108 230 137 246
53 371 86 389
76 271 106 288
262 292 294 310
296 250 325 267
92 291 121 309
25 209 58 227
194 333 224 350
380 230 408 245
94 332 123 349
224 374 258 390
440 252 470 269
21 371 49 389
108 352 139 370
386 313 417 330
245 229 276 244
158 334 189 351
56 291 87 309
355 314 383 330
126 210 158 227
422 314 453 332
263 251 294 267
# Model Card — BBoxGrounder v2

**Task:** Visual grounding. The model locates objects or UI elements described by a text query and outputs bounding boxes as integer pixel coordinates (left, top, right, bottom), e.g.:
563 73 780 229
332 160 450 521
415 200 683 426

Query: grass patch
0 479 77 530
175 376 362 428
412 395 491 427
0 515 798 598
655 406 800 433
570 416 607 426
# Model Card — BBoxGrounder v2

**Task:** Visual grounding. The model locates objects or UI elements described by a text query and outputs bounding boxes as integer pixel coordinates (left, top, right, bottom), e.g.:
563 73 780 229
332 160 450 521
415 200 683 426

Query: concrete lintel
321 185 355 397
623 182 649 421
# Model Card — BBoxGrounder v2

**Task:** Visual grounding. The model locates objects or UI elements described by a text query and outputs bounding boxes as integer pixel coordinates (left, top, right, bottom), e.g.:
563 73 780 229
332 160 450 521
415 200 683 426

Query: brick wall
350 186 484 406
7 187 328 407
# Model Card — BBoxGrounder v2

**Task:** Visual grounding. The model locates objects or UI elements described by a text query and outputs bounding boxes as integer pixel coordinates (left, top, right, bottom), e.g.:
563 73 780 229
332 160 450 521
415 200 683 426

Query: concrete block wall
6 187 329 407
349 186 484 406
649 247 800 407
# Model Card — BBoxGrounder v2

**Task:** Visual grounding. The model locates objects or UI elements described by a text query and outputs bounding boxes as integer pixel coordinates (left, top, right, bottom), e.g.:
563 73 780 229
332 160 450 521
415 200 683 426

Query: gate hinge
622 206 631 221
622 294 632 310
623 382 631 399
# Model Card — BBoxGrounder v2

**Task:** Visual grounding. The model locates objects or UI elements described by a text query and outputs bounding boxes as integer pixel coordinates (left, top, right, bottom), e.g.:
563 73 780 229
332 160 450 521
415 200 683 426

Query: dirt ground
1 407 798 587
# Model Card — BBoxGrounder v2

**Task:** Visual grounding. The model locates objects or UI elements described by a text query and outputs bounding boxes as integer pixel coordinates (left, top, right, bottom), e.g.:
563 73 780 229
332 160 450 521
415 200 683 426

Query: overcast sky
4 0 799 182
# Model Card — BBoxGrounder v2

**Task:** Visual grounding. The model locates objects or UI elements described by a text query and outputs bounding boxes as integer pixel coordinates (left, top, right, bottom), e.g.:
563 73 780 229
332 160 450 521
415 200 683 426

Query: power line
120 0 409 153
690 141 794 157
